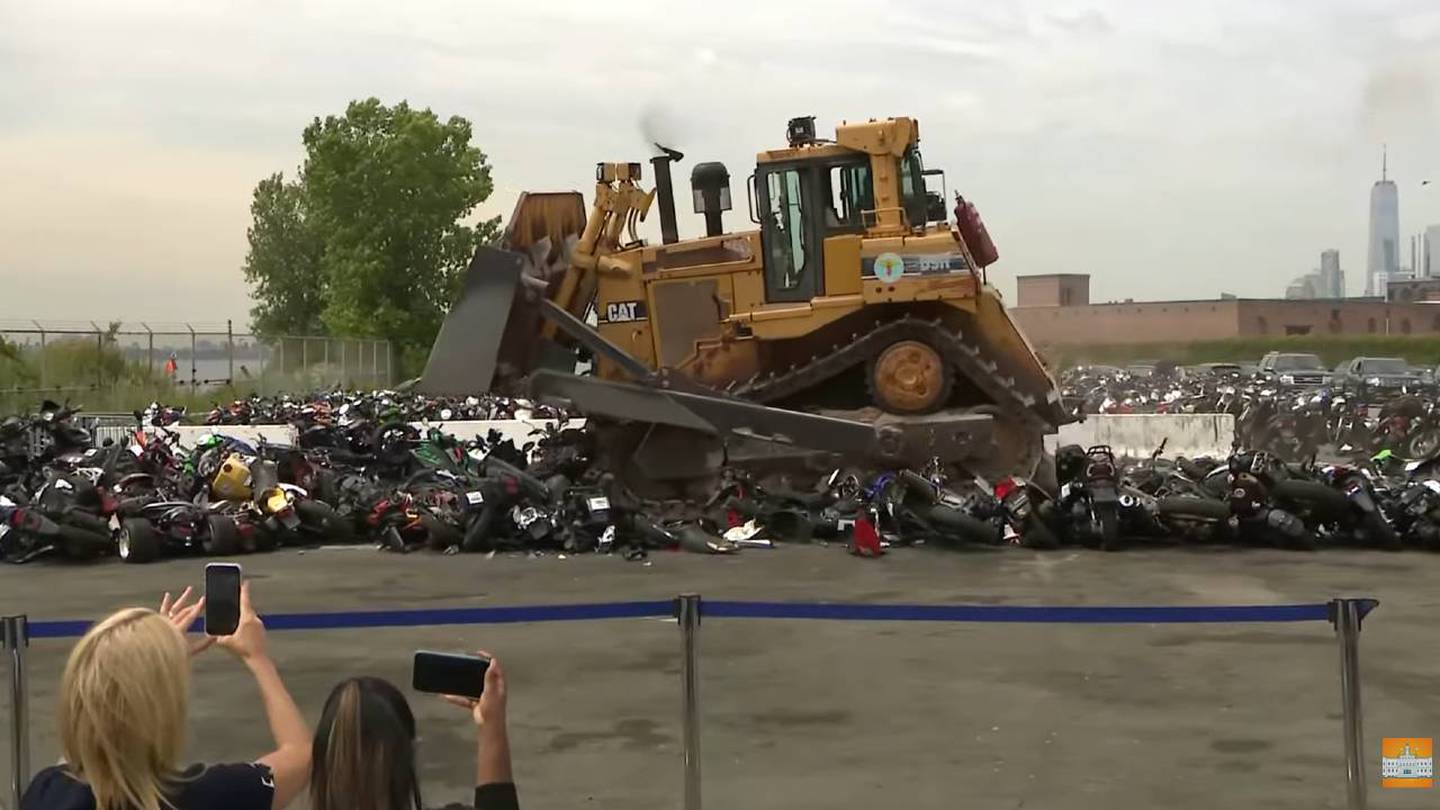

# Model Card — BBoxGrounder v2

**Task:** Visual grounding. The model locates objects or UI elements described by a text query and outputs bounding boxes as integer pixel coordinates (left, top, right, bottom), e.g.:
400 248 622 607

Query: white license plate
587 496 610 512
465 490 485 505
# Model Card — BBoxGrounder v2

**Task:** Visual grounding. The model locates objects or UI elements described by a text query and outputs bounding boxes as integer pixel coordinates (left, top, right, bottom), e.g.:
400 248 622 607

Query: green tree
302 98 500 371
241 98 499 373
242 173 326 337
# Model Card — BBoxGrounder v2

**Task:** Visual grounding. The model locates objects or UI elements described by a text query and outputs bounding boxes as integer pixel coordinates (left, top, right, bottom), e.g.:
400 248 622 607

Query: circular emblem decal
874 252 905 283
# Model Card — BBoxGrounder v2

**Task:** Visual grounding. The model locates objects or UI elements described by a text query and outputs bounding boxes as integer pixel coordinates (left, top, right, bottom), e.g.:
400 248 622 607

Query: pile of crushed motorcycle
1062 365 1440 464
6 393 1440 565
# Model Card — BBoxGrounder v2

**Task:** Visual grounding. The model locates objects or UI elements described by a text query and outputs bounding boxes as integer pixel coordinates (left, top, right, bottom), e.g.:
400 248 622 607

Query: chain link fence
0 320 392 411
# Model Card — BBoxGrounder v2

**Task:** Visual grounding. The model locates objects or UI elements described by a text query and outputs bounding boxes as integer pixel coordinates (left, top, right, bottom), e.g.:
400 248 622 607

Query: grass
1043 336 1440 370
0 334 387 416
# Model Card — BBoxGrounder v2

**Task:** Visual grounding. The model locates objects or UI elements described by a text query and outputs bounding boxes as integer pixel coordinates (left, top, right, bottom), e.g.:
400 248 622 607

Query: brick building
1015 274 1090 307
1010 274 1440 346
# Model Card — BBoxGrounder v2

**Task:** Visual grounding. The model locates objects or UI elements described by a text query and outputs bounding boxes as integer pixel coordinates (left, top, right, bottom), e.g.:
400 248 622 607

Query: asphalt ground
2 544 1437 810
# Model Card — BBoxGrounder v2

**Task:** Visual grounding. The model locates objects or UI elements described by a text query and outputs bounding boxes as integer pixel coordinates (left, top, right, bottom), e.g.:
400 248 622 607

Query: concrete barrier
164 420 582 451
167 424 296 449
414 419 585 448
1049 414 1235 459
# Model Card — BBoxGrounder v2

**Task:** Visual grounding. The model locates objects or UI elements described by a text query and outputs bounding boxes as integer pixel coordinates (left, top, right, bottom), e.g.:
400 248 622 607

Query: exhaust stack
650 144 684 245
690 162 731 238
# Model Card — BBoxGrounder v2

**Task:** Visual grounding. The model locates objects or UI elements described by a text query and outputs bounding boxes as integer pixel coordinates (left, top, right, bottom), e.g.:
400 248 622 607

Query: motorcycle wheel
1097 504 1122 551
1409 432 1440 460
204 514 242 556
118 518 162 564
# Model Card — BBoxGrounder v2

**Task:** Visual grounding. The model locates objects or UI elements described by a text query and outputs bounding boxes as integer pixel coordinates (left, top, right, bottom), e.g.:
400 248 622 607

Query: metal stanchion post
1334 599 1367 810
4 615 31 810
676 594 702 810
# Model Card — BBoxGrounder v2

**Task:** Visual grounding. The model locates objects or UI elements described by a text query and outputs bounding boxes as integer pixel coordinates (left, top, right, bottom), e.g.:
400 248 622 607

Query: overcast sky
3 0 1440 331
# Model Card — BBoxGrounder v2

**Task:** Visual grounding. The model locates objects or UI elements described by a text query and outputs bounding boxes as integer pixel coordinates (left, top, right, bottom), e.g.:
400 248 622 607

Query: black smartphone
412 651 490 698
204 563 242 636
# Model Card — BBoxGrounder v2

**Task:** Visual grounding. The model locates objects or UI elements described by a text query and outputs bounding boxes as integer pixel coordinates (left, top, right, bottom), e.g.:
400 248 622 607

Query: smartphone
204 563 243 636
412 651 490 698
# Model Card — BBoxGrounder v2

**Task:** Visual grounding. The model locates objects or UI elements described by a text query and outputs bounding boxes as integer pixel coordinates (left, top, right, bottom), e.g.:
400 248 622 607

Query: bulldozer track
723 316 1054 473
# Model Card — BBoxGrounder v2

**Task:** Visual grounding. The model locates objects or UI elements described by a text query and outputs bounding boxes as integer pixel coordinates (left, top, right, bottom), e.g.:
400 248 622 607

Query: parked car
1333 357 1423 398
1257 352 1329 387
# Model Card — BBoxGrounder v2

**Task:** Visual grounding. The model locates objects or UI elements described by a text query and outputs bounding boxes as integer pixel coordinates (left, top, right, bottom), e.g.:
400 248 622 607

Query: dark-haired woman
310 654 515 810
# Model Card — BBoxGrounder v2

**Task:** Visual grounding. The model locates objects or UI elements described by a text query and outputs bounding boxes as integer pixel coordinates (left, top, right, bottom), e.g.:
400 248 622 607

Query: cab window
764 169 808 293
825 161 872 231
897 149 928 228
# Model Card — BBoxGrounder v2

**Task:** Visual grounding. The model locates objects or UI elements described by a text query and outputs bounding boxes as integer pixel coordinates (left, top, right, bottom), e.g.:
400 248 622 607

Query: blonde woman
22 582 311 810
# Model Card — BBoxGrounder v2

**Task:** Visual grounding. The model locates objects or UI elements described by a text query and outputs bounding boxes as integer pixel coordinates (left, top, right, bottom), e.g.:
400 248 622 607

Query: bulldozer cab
751 116 944 304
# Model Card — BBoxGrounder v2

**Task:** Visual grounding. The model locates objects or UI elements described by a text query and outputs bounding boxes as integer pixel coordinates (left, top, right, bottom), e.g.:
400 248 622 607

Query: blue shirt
23 762 275 810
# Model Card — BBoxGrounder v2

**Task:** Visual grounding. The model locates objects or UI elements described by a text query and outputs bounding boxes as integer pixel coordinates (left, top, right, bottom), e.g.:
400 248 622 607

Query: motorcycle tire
1272 479 1351 520
1097 504 1122 551
898 470 939 505
203 514 242 556
296 500 351 542
461 503 499 553
1409 432 1440 460
118 518 162 564
372 421 420 466
922 505 1000 545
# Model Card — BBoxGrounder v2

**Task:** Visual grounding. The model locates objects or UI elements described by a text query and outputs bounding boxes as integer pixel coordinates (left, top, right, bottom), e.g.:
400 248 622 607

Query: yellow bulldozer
421 115 1069 495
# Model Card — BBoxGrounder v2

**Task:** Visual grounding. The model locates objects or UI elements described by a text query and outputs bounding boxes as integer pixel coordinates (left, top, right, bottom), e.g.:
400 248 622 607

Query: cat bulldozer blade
421 115 1070 496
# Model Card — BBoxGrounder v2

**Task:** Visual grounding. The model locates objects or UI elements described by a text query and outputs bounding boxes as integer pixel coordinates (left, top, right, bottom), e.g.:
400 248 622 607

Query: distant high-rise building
1366 149 1400 296
1320 249 1343 297
1425 225 1440 279
1285 278 1316 300
1284 250 1345 299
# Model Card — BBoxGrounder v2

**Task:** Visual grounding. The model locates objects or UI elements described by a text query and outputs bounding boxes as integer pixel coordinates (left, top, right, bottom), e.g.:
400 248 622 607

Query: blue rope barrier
27 600 676 639
22 597 1371 640
701 601 1336 624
